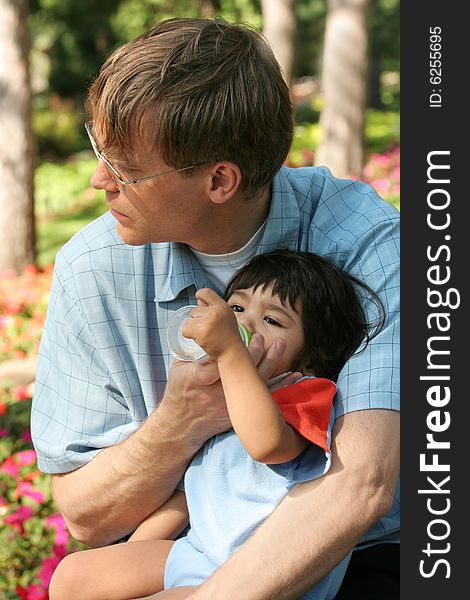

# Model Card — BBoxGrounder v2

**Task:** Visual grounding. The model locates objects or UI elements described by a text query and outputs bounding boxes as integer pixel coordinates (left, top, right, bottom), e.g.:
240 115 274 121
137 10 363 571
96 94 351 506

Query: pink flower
0 456 19 478
15 449 37 466
38 550 67 588
0 268 16 279
4 505 34 533
23 584 48 600
0 427 9 438
22 428 33 442
46 513 70 546
46 513 65 528
371 178 390 194
15 482 45 504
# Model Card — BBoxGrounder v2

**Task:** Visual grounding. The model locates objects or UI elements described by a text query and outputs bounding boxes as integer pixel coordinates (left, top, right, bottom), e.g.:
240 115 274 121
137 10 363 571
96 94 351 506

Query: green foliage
370 0 400 72
35 157 101 215
112 0 261 42
35 158 106 267
33 102 85 158
365 109 400 153
293 0 327 77
30 0 121 102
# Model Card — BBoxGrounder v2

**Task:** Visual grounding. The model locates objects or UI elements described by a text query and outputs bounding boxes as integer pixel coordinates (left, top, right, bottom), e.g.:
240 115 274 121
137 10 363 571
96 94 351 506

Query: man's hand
160 358 230 450
161 313 289 450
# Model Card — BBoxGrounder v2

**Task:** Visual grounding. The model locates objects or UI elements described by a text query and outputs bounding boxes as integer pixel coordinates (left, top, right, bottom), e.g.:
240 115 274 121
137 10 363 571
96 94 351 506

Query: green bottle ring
238 322 252 346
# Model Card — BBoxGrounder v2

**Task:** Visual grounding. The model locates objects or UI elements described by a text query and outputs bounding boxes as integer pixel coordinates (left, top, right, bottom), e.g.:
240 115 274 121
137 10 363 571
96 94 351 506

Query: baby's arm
183 289 309 464
129 489 189 542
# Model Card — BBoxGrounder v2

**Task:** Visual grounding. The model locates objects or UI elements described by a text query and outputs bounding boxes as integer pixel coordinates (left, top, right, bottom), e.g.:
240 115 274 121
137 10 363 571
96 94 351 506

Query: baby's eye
231 304 244 313
264 316 282 327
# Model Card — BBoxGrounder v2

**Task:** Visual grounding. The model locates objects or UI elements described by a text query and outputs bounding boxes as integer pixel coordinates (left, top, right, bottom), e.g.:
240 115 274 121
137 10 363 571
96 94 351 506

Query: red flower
14 386 31 401
0 401 7 416
16 586 29 600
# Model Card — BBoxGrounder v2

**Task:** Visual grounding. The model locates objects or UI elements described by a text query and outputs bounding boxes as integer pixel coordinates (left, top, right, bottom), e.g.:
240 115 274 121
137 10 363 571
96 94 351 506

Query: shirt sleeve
31 262 135 474
306 172 400 418
268 377 336 483
335 214 400 418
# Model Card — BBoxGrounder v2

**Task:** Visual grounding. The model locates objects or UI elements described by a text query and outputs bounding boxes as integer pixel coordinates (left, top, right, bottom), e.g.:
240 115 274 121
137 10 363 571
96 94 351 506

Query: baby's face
227 284 306 376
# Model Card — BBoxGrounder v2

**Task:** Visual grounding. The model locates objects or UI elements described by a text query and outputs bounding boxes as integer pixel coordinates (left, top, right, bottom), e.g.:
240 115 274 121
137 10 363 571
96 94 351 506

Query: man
32 17 400 599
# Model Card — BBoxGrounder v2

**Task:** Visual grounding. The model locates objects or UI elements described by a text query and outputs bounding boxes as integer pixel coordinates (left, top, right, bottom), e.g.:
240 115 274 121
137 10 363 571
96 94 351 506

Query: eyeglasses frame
85 122 205 191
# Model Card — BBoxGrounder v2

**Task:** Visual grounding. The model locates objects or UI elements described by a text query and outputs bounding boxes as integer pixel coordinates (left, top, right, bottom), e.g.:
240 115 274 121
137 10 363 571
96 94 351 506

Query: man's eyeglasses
85 122 204 191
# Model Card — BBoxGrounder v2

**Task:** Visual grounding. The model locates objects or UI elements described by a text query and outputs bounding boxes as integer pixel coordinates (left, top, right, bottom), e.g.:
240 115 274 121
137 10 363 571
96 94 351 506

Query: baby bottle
166 305 252 361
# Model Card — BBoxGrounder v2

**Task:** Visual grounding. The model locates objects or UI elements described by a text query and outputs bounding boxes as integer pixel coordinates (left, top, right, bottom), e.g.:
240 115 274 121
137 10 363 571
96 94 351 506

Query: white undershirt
190 220 267 291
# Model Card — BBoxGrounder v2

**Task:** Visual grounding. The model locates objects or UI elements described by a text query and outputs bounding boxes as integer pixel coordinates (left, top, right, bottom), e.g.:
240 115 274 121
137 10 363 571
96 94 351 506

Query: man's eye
231 305 244 313
264 317 282 327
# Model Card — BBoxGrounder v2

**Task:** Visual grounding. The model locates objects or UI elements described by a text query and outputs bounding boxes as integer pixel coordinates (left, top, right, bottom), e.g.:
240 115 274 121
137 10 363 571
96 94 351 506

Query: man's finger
257 338 287 380
269 371 303 392
246 332 265 366
196 357 221 386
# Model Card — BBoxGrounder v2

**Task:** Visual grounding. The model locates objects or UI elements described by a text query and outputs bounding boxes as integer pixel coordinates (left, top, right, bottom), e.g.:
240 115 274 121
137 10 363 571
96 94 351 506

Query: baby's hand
182 288 245 360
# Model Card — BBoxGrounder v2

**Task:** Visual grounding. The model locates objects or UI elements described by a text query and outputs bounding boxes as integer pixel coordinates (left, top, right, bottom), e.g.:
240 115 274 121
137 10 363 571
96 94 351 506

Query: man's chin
115 223 146 246
115 222 169 246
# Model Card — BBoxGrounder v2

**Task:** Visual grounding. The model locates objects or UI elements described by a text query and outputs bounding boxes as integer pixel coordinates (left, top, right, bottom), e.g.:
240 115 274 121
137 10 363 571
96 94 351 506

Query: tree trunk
316 0 369 178
0 0 35 273
261 0 296 85
199 0 220 18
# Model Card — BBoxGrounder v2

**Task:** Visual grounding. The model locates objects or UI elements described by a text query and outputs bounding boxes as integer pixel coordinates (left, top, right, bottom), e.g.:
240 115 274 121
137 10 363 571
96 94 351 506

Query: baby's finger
195 288 225 306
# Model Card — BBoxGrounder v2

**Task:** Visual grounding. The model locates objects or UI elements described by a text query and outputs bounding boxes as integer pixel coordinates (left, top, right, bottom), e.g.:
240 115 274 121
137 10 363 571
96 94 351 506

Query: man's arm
51 361 225 548
51 336 288 548
188 408 399 600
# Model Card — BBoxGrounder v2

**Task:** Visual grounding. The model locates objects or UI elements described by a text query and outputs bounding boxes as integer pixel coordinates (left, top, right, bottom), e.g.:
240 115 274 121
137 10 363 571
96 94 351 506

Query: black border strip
401 3 466 597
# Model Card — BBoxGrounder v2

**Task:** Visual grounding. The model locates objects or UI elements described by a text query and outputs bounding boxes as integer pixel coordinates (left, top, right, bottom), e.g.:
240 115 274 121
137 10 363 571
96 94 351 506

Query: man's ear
207 162 242 204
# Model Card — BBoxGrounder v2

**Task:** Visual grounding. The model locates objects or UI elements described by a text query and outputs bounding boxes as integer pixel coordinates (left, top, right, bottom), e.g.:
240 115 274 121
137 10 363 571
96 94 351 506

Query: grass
36 199 106 268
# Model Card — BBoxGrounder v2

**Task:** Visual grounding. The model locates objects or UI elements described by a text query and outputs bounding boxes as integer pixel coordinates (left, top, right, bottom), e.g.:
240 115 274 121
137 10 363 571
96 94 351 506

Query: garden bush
0 266 85 600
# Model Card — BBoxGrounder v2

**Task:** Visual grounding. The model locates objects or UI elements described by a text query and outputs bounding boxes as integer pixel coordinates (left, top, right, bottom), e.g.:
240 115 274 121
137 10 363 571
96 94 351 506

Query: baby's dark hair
225 250 385 381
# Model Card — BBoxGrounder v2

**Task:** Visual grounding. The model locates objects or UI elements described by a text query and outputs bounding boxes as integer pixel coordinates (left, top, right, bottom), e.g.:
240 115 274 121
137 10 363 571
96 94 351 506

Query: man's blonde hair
87 18 294 193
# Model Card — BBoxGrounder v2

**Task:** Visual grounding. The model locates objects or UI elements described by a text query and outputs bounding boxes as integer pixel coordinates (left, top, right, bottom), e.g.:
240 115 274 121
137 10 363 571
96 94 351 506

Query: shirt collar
153 167 301 302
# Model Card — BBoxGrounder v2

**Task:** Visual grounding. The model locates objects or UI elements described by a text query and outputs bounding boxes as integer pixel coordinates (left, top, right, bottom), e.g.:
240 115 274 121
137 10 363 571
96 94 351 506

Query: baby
49 249 384 600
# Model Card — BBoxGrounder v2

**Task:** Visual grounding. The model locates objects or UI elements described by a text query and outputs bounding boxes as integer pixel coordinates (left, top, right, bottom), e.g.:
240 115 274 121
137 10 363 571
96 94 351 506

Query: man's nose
90 160 119 192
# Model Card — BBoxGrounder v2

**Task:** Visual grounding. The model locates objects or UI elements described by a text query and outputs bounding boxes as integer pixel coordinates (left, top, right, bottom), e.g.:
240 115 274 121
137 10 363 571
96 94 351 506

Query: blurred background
0 1 399 597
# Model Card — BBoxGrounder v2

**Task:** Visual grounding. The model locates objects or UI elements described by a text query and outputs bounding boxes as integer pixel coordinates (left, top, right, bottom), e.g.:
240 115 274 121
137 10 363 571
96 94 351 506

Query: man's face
89 128 209 246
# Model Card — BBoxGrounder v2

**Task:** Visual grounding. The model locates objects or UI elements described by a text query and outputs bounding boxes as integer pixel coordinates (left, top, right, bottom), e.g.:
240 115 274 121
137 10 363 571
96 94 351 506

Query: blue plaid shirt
32 165 400 545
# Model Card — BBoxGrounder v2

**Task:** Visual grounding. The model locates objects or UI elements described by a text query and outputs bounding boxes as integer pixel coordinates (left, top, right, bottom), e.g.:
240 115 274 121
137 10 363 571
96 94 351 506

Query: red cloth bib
272 378 336 453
